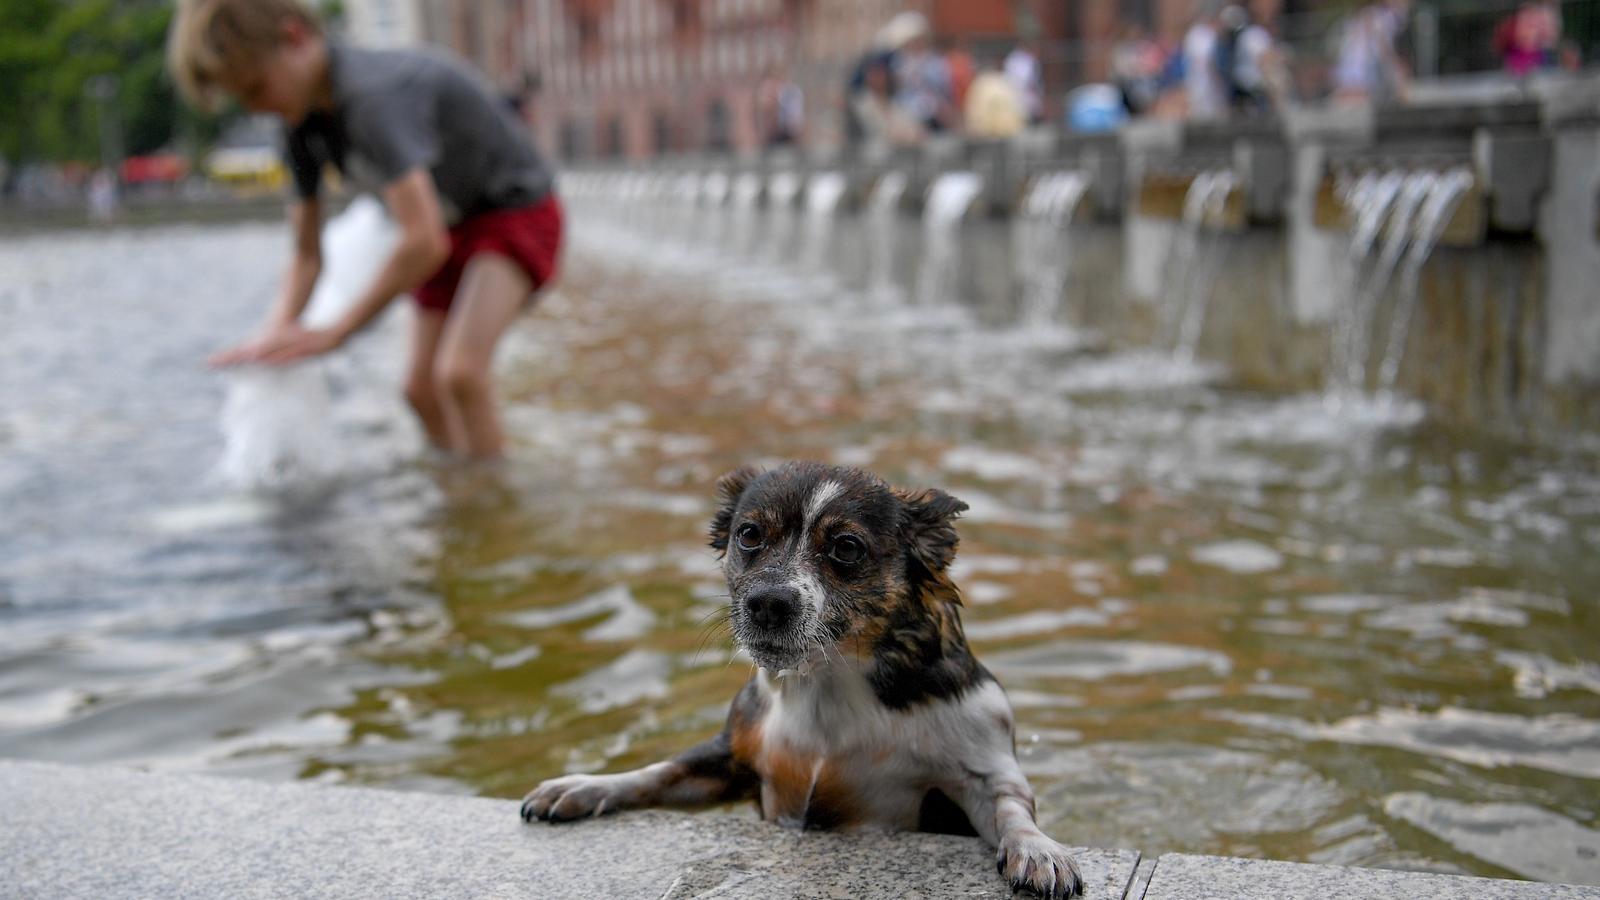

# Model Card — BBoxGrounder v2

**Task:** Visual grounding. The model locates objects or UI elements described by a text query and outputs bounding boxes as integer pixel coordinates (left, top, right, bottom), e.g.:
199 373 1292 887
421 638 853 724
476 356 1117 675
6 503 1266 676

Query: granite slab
0 760 1140 899
1139 853 1600 900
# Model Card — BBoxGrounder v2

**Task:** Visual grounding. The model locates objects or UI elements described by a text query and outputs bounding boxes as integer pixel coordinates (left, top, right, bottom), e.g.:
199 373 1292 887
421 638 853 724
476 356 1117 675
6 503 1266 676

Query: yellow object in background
965 71 1025 139
203 146 287 194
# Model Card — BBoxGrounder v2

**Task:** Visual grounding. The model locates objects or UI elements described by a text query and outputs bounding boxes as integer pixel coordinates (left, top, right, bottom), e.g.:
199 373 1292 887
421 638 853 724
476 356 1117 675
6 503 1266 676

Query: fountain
922 171 984 229
914 171 984 306
805 171 849 217
866 171 909 302
1329 170 1437 396
697 172 732 249
1014 171 1089 327
800 171 849 271
700 171 731 207
729 172 764 256
762 172 804 261
1173 170 1237 361
1377 168 1476 394
1022 171 1092 226
1157 169 1237 360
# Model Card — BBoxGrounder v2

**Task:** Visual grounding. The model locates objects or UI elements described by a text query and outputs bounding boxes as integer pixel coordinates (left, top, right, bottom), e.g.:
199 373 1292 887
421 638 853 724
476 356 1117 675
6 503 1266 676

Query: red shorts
413 194 564 313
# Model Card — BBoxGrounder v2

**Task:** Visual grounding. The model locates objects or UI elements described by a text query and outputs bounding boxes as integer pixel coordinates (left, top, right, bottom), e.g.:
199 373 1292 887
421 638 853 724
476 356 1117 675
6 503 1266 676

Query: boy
169 0 562 459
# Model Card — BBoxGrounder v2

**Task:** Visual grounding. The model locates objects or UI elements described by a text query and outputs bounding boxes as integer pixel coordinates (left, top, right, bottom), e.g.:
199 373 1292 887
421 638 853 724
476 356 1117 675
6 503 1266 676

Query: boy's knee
434 359 490 400
404 374 440 411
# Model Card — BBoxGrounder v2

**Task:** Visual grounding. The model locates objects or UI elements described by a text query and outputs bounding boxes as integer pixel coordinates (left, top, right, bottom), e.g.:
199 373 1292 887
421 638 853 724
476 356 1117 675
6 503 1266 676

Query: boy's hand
208 322 345 367
252 325 346 365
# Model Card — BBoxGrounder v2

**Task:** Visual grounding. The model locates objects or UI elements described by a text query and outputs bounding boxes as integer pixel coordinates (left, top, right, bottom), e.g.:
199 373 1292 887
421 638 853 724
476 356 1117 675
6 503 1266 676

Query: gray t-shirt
284 41 552 225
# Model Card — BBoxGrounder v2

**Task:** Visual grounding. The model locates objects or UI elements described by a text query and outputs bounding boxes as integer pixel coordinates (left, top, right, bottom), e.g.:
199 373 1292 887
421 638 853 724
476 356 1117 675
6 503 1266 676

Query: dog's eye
735 523 765 552
828 535 866 565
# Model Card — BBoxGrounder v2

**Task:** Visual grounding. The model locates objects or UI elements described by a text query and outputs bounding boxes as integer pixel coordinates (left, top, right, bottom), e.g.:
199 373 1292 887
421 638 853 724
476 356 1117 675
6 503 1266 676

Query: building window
577 11 600 56
706 98 731 152
653 111 674 155
606 117 625 157
561 118 587 159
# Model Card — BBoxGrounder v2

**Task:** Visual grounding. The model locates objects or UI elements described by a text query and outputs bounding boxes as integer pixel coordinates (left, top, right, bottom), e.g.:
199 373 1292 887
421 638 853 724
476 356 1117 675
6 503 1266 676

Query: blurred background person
964 60 1026 139
86 167 118 223
1333 0 1412 105
844 12 921 151
1494 1 1561 76
1222 5 1287 114
758 65 805 149
1004 40 1045 124
1183 0 1228 119
1111 23 1167 117
1067 82 1131 132
943 36 977 115
852 53 925 152
895 22 957 134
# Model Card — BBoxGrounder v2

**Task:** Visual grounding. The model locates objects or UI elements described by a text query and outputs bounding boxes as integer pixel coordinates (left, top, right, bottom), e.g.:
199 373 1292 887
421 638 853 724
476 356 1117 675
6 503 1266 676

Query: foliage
0 0 226 165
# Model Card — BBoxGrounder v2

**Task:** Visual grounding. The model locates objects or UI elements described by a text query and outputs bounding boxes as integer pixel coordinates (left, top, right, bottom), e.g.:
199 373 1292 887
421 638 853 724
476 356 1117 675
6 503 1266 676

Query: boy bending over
169 0 562 459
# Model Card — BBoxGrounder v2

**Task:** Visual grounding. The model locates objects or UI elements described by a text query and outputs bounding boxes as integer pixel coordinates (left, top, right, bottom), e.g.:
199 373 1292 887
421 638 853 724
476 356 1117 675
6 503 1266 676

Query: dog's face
709 462 968 672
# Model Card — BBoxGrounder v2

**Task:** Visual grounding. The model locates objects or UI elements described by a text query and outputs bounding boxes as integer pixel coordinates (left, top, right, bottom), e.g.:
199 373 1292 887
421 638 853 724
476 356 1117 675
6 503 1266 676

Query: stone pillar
1537 81 1600 399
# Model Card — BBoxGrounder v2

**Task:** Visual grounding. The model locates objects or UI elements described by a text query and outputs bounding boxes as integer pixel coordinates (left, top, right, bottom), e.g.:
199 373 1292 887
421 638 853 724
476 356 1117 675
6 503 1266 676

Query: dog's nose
744 587 801 632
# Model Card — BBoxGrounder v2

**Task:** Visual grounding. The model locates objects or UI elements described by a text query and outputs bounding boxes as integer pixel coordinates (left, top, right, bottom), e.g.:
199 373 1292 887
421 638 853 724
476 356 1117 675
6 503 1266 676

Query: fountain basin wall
610 76 1600 439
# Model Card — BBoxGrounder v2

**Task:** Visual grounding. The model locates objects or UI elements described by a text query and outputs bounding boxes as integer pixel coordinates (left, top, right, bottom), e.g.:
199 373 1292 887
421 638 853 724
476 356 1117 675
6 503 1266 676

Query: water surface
1 193 1597 885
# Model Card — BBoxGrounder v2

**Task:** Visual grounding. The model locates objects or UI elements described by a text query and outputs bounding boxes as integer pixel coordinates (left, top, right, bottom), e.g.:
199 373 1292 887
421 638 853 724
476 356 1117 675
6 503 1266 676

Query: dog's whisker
693 618 731 645
691 604 732 628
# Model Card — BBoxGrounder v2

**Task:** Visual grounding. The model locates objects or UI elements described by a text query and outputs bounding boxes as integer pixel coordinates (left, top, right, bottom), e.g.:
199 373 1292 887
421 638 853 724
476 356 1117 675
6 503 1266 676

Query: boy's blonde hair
167 0 323 109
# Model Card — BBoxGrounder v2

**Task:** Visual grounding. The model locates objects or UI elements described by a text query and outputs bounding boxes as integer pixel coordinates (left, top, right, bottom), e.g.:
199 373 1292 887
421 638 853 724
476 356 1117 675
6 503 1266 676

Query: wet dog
521 462 1083 898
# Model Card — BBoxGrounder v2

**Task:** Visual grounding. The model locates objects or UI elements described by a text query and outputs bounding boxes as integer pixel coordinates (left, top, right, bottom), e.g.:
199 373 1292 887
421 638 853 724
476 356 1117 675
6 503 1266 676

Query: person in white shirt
1334 0 1412 105
1183 0 1227 119
1003 42 1043 124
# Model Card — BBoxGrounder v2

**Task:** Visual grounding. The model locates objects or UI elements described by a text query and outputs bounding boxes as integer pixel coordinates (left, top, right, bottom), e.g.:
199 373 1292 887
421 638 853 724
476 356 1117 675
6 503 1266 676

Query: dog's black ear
709 466 762 554
894 487 969 574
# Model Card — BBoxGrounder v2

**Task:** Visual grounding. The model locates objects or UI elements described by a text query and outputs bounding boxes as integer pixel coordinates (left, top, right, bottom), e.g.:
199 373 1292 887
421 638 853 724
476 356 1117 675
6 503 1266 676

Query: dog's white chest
752 671 995 830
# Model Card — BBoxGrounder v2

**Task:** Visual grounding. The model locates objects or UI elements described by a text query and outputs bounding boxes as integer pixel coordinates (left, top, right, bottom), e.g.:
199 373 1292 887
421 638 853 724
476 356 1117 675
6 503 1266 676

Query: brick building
402 0 1297 161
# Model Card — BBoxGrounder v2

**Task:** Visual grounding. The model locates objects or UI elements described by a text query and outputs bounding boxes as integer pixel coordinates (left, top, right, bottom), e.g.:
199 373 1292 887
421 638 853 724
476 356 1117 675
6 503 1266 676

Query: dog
521 461 1083 899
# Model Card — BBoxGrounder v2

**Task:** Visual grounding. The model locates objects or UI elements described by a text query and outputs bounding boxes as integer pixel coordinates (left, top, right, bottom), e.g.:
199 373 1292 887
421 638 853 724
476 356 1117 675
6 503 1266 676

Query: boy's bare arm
328 168 450 340
267 198 325 328
208 199 324 367
240 168 450 366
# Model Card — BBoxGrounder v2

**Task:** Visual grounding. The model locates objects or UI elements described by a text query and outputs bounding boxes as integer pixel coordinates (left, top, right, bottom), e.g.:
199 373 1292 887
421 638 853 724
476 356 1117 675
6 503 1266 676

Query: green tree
0 0 221 166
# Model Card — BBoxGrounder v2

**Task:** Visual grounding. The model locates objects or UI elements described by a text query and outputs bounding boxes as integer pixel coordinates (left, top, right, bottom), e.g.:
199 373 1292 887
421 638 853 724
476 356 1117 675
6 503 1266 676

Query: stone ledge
0 760 1138 899
6 760 1595 899
1140 853 1600 900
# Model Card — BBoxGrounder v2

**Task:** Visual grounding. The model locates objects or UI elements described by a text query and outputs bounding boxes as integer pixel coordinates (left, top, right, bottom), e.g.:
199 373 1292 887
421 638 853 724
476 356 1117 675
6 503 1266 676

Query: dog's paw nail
998 832 1082 899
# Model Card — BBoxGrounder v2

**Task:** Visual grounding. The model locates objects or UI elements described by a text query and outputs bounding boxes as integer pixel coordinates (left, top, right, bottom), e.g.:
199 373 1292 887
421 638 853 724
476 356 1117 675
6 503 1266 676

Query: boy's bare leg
436 253 531 459
405 308 463 453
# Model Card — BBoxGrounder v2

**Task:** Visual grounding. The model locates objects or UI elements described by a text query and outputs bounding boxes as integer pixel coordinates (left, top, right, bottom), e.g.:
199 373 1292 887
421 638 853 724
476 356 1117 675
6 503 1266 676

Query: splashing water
762 172 804 260
1377 169 1475 394
806 172 848 217
695 172 732 249
1158 170 1236 360
1329 170 1435 395
866 172 909 302
915 171 984 306
923 171 984 228
1015 171 1089 327
799 171 849 271
216 197 400 491
728 173 764 256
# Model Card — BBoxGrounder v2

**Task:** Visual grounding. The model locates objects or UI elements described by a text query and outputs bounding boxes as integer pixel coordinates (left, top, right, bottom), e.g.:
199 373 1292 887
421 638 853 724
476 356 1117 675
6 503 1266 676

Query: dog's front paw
519 773 636 824
996 830 1083 899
